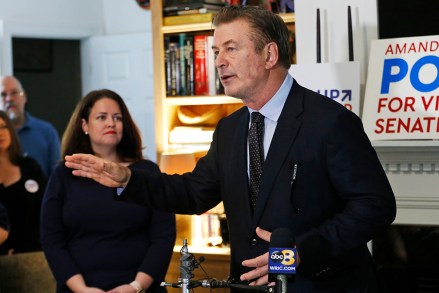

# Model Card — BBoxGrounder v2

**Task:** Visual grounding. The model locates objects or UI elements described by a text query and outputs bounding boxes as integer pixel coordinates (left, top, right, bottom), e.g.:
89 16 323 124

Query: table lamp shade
159 151 196 175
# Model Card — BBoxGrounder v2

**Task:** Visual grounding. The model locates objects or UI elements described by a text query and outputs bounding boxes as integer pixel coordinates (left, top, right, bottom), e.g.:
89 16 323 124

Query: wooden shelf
279 12 295 24
165 95 242 106
161 13 295 34
162 23 214 34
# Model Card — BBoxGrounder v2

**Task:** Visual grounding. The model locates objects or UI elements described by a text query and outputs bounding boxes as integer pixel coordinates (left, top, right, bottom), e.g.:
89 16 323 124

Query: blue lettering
317 89 327 96
330 89 340 99
269 265 296 273
381 56 439 94
381 58 408 94
410 55 439 92
316 89 352 101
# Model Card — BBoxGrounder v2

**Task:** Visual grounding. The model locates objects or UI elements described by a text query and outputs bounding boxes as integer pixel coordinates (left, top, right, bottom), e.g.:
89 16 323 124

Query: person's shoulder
18 156 47 178
219 104 247 124
48 161 75 180
19 155 41 169
26 113 58 132
52 161 71 173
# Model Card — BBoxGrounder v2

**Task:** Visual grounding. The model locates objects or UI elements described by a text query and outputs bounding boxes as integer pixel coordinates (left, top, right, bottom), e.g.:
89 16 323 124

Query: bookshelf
151 1 295 159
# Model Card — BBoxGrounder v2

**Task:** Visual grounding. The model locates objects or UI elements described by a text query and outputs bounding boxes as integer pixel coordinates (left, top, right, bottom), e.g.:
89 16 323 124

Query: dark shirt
0 202 9 231
41 160 176 293
0 156 46 254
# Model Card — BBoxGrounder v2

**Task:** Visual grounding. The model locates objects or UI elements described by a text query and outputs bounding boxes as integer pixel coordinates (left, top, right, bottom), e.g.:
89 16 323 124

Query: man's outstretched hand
65 154 131 187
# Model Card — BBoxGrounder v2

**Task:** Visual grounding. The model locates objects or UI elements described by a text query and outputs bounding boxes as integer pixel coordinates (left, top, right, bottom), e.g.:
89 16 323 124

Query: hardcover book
194 35 209 95
184 35 195 96
207 36 216 95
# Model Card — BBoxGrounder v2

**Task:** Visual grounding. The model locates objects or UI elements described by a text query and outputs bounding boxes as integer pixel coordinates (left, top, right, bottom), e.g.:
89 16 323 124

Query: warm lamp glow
159 151 197 246
159 151 196 175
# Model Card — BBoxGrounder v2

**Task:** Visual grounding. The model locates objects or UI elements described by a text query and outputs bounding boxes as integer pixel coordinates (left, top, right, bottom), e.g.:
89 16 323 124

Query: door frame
0 19 102 76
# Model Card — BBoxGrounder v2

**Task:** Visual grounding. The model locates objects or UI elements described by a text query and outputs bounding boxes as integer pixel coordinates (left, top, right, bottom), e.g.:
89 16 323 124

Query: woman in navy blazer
41 90 176 293
64 6 396 293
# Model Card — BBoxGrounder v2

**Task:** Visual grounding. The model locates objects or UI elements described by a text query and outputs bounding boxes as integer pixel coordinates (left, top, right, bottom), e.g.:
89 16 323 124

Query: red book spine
194 35 209 95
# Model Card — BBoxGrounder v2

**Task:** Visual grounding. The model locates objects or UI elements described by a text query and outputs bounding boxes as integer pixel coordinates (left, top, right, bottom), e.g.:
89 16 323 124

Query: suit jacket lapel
227 110 254 221
252 80 305 227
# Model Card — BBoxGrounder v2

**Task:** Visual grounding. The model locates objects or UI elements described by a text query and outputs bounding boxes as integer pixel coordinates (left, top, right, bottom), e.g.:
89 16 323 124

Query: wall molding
373 140 439 225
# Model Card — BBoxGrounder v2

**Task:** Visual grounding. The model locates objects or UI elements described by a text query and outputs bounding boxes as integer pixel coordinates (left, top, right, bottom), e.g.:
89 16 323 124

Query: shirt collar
19 112 32 131
248 74 293 123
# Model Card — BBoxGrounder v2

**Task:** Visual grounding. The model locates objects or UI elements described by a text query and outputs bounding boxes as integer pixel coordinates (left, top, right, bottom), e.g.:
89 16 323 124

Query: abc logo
270 249 295 266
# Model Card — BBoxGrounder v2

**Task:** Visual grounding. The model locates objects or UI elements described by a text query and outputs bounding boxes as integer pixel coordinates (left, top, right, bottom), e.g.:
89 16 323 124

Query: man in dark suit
65 5 396 293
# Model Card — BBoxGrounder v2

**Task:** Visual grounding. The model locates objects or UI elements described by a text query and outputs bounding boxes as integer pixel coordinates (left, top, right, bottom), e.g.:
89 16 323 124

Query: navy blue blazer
125 79 396 293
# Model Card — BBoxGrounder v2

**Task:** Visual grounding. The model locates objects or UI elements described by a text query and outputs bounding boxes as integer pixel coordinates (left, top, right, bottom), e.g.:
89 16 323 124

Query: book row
164 34 224 97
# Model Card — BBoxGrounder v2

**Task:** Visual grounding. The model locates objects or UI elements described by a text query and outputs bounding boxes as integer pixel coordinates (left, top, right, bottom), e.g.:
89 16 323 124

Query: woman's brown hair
61 89 143 161
0 110 23 165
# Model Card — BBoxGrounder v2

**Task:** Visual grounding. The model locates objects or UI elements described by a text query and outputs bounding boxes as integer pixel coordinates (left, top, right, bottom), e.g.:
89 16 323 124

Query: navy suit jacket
125 79 396 293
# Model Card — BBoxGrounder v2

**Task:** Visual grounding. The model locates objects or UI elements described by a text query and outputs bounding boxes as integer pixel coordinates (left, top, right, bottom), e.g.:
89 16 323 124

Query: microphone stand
161 239 204 293
180 239 197 293
162 239 274 293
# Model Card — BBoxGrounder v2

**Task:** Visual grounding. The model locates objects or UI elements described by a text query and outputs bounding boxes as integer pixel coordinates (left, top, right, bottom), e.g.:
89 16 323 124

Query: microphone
268 228 296 293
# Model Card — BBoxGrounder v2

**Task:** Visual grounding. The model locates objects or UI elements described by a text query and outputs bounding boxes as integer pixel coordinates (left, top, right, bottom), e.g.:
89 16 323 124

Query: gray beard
7 110 17 122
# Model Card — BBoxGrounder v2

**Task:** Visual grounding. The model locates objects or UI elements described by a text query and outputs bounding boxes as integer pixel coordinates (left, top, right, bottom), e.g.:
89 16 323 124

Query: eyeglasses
1 90 23 99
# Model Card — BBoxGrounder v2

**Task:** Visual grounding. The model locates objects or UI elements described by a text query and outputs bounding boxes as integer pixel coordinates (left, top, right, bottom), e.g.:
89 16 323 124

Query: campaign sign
289 62 361 116
268 247 297 274
363 35 439 140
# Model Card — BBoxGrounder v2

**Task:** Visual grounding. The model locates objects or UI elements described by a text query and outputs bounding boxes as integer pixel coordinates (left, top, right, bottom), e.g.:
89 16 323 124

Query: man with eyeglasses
0 75 60 178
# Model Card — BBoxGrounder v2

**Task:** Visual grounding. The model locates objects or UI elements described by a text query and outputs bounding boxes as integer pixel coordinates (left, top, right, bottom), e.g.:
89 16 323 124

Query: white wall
102 0 152 34
0 0 103 28
0 0 104 74
0 0 153 36
0 0 154 74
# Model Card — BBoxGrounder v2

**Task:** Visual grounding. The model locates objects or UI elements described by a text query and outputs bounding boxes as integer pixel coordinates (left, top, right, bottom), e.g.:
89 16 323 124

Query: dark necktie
249 112 265 211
